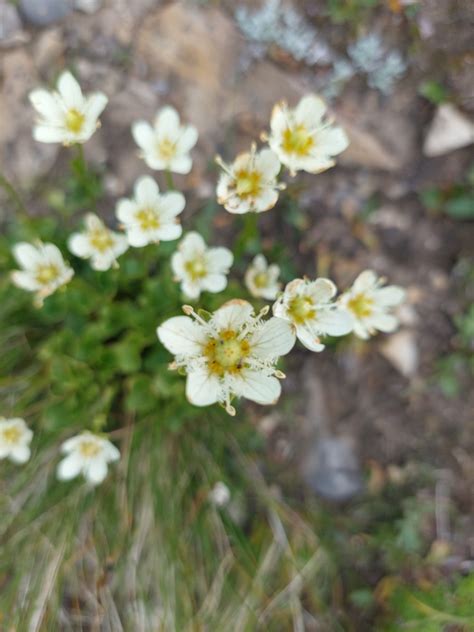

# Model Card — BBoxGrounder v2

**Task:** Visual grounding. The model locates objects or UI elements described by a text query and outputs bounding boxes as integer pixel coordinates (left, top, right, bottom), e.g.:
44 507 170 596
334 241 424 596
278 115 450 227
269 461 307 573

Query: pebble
303 437 363 502
423 104 474 157
19 0 74 26
380 330 419 378
0 1 28 47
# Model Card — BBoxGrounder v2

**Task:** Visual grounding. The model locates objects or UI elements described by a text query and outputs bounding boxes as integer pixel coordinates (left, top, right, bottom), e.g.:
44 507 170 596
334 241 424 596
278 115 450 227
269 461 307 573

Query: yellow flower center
35 264 60 285
253 272 268 289
65 108 85 134
79 440 101 458
184 257 207 281
204 329 251 376
157 137 177 161
281 124 314 157
136 208 160 231
235 169 262 198
89 228 114 253
347 293 374 319
2 426 22 444
287 294 316 324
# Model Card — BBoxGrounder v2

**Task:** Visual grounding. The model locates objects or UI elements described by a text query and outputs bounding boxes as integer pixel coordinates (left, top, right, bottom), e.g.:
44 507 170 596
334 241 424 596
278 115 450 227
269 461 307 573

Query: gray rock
19 0 74 26
74 0 102 14
303 437 363 502
0 1 28 47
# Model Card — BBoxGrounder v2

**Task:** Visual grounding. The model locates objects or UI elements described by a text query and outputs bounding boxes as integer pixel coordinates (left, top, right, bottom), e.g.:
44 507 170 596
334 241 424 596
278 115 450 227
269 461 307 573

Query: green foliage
418 80 449 105
325 0 379 25
380 574 474 631
436 301 474 397
421 164 474 221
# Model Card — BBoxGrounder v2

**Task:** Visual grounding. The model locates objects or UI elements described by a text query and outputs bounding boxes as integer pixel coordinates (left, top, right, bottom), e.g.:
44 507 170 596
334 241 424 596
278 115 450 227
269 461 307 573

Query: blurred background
1 0 473 630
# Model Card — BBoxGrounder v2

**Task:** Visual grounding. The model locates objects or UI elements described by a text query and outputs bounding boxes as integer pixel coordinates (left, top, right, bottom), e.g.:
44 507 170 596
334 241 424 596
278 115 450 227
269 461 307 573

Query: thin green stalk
165 170 175 190
234 212 260 258
0 171 28 216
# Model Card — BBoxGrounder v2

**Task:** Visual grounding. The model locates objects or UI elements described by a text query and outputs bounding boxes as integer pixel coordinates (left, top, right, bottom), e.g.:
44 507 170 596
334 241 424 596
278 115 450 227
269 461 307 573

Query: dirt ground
1 0 474 600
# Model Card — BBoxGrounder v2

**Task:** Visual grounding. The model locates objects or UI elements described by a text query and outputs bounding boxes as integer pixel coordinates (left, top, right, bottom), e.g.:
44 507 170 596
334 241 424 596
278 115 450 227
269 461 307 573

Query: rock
303 437 363 502
0 1 29 48
33 28 65 73
0 50 58 186
19 0 74 25
336 89 416 172
380 330 419 378
337 118 401 171
135 3 243 150
74 0 102 14
423 104 474 157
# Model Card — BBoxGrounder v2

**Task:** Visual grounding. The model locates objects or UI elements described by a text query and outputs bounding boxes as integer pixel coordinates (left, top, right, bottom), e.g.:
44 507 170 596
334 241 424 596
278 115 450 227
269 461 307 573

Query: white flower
339 270 405 340
267 94 349 175
216 145 284 214
209 481 231 507
57 432 120 485
0 418 33 464
245 254 281 300
116 176 185 248
68 213 128 271
29 71 108 145
171 232 233 300
132 106 198 174
157 300 296 415
273 278 352 352
11 241 74 306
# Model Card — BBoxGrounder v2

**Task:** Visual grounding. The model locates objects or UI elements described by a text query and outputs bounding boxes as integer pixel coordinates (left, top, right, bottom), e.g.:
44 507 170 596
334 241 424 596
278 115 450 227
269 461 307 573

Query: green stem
234 212 260 258
0 171 28 216
165 170 175 190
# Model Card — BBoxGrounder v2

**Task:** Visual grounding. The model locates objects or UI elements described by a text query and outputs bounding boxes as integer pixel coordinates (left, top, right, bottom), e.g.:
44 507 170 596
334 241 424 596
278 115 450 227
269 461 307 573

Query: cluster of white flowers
215 94 348 214
0 418 119 485
5 71 407 479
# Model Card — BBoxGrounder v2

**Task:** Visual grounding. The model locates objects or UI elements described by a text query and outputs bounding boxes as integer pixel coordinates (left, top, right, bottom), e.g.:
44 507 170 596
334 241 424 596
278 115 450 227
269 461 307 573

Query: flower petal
29 89 63 123
169 155 192 174
134 175 160 206
206 247 233 272
376 286 405 307
155 223 182 242
313 308 353 336
353 270 377 293
155 106 180 136
212 300 254 331
132 121 155 150
11 271 40 291
10 445 31 464
368 312 399 333
33 125 68 144
186 369 222 406
57 453 83 481
85 458 108 485
295 324 325 352
116 199 137 224
250 317 296 358
57 71 84 109
84 92 108 121
160 192 186 218
255 148 281 178
157 316 206 355
314 126 349 157
295 94 326 127
13 243 40 269
177 125 198 153
308 278 337 303
68 233 92 258
237 371 282 405
200 273 227 293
